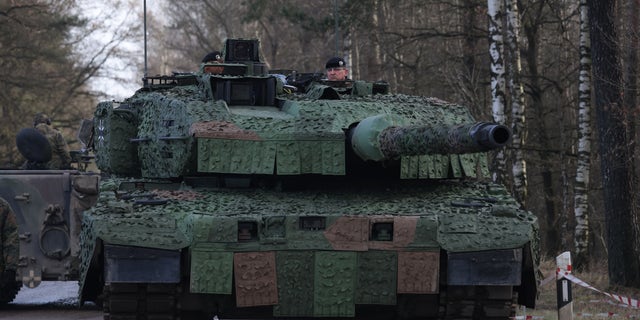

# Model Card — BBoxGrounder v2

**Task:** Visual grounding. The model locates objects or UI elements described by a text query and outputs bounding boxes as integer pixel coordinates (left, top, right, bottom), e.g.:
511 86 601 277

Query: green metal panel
459 153 479 178
450 154 462 178
276 141 301 174
299 140 323 174
321 141 345 175
418 155 430 178
198 139 276 174
229 140 259 173
193 215 237 242
274 251 314 317
410 216 439 248
428 154 449 178
251 141 277 174
189 250 233 294
356 251 397 305
314 251 356 317
198 139 229 172
400 156 419 179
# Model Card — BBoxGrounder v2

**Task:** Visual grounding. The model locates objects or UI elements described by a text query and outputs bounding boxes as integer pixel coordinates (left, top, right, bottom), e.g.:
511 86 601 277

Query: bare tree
0 0 136 166
588 0 640 287
621 0 640 278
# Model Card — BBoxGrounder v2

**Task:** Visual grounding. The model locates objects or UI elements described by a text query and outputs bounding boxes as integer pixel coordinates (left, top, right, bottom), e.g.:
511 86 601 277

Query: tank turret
349 114 511 162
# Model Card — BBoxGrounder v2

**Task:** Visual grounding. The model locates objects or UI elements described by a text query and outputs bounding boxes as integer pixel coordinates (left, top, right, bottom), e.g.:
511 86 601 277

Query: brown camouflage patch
397 251 439 294
234 251 278 307
190 121 262 140
324 216 369 251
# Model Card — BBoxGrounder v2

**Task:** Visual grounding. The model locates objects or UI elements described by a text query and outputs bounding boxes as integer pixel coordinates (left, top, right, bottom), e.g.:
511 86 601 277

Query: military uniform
33 114 71 169
0 197 18 275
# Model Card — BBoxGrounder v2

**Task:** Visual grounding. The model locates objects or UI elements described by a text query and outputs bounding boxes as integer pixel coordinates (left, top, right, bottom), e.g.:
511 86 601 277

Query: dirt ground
523 258 640 319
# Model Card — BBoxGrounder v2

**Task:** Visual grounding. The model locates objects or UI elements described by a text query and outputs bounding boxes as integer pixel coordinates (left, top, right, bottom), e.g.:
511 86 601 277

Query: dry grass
519 257 640 319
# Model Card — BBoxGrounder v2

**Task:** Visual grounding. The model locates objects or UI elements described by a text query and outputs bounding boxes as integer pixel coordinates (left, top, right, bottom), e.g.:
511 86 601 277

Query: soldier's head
202 51 223 64
325 57 349 81
201 51 224 74
33 113 51 127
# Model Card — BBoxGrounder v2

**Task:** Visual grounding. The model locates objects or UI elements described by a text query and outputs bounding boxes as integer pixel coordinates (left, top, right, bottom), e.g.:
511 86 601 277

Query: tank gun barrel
350 115 511 162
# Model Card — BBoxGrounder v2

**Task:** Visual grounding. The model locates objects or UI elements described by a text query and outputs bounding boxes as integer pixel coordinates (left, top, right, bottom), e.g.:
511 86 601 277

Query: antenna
334 0 339 56
143 0 148 78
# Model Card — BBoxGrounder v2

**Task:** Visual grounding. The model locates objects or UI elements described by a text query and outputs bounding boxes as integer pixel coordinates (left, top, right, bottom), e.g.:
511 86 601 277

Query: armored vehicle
1 38 539 320
0 131 99 305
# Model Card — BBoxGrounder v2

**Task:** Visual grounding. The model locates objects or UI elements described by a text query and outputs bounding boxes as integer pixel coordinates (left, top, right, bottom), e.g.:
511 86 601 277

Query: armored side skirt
447 249 522 286
104 244 180 283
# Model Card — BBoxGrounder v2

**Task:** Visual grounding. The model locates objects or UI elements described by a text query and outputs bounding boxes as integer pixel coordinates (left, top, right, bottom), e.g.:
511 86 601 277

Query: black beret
325 57 346 69
202 51 222 63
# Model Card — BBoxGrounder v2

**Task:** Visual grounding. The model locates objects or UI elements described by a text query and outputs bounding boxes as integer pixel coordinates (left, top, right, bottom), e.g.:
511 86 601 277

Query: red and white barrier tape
512 316 545 320
540 273 556 287
560 274 640 309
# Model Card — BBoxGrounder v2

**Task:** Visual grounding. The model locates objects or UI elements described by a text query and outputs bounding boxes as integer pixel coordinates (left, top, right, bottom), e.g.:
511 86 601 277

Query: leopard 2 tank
78 38 539 319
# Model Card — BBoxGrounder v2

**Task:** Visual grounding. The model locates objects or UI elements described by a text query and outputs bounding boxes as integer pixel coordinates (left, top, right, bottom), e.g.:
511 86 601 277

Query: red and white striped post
556 251 573 320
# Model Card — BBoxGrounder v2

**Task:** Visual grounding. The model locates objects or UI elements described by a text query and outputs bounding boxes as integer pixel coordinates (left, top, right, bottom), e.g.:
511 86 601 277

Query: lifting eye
299 217 325 231
238 221 258 242
371 222 393 241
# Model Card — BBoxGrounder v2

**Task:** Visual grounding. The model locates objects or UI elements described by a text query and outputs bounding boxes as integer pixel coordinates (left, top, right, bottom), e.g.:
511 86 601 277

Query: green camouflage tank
77 39 539 319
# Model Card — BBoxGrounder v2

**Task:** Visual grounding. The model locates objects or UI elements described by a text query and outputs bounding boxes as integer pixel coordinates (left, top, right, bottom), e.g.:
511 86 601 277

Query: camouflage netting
80 178 536 254
137 85 232 178
96 77 497 179
94 101 141 176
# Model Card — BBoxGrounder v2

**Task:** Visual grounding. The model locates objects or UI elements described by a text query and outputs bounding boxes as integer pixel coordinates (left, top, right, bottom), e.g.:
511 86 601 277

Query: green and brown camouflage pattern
78 176 538 317
94 83 508 179
77 39 540 319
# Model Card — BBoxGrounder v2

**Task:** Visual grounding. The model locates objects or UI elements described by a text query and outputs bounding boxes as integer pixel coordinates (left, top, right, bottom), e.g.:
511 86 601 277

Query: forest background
1 0 639 288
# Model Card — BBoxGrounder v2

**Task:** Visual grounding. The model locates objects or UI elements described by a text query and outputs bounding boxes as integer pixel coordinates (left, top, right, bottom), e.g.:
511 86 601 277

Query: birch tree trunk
488 0 507 184
588 0 640 287
505 0 527 206
573 0 592 271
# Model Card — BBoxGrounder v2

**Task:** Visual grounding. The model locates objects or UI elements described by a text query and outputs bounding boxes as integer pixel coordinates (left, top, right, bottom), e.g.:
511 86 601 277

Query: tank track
103 283 178 320
101 283 515 320
440 285 516 319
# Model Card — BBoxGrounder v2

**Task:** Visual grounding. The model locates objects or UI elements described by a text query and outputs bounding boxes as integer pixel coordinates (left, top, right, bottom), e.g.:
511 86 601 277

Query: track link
103 283 178 320
441 285 516 320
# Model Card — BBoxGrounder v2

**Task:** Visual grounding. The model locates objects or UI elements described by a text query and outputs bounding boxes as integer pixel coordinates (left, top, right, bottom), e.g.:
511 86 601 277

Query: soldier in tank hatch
202 51 223 64
325 56 349 81
31 113 71 169
201 51 224 74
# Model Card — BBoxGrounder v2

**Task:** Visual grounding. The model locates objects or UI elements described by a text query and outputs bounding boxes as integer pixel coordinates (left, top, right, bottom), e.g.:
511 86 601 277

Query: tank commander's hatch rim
16 127 52 163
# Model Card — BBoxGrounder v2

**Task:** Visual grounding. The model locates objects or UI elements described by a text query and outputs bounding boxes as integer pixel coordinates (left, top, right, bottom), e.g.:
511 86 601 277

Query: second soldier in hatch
325 57 349 81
